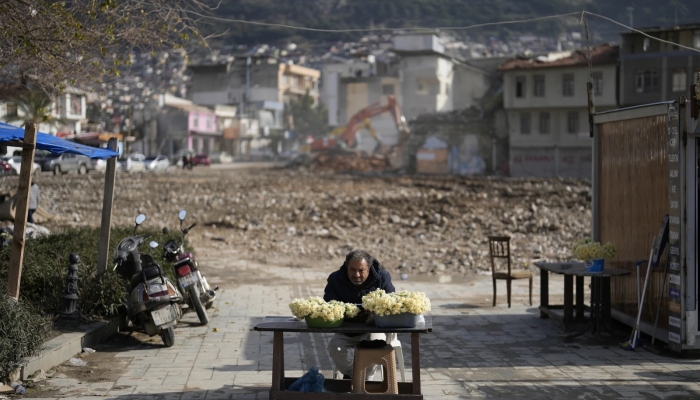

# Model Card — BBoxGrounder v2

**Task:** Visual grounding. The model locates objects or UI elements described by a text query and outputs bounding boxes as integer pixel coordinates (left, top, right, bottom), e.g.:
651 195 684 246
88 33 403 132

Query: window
643 38 650 52
534 75 545 97
539 112 550 134
694 32 700 49
672 68 687 92
515 76 525 98
70 95 82 115
5 103 17 117
635 70 659 93
382 84 395 95
695 68 700 84
592 72 603 96
520 112 531 134
416 80 427 94
193 114 199 127
567 111 579 134
562 74 574 96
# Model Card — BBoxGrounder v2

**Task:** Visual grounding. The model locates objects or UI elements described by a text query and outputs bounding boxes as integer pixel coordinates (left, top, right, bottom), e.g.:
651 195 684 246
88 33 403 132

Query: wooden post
584 14 596 137
271 331 284 391
96 138 118 274
7 123 37 300
411 332 421 395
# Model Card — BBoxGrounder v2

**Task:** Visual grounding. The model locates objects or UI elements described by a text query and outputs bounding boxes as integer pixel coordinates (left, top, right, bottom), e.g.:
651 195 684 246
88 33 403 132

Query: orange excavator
310 95 410 155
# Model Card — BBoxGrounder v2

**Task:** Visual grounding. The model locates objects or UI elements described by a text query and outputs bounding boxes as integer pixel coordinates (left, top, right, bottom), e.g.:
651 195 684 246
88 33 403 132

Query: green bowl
305 316 343 328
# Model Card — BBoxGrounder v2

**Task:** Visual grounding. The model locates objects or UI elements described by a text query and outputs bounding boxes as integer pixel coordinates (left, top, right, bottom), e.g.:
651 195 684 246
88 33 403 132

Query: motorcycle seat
130 265 164 287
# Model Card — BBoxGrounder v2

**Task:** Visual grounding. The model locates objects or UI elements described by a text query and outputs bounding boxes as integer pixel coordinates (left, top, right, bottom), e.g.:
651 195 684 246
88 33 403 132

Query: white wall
503 65 617 109
393 34 444 53
399 55 440 120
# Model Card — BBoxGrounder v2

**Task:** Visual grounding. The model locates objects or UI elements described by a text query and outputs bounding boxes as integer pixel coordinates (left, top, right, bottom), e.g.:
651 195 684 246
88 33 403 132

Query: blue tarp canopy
0 122 118 159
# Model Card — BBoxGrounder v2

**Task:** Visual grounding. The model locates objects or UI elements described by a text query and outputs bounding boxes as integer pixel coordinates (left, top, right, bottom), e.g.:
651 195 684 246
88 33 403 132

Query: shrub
0 226 184 318
0 284 51 383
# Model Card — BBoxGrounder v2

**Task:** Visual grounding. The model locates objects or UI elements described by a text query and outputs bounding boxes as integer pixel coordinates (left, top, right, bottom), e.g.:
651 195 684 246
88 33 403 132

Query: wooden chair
488 236 533 308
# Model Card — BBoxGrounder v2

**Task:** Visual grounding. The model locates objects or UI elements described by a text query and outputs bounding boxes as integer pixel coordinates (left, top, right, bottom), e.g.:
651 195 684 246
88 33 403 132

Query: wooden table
254 316 432 399
535 262 630 335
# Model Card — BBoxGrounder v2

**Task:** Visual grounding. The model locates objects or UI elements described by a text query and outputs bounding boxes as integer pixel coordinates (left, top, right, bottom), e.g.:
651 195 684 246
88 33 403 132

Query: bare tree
0 0 214 95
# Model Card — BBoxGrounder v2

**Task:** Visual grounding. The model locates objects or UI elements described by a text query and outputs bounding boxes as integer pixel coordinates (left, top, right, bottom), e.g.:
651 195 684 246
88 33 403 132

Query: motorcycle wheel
161 326 175 347
188 285 209 325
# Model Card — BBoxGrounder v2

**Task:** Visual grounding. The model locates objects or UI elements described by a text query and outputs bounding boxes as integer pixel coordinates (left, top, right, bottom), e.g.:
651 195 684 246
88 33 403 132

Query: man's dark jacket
323 258 395 304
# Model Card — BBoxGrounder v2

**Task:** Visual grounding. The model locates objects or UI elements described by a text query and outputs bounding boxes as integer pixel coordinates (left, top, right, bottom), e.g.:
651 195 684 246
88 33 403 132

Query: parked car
209 151 233 164
192 154 211 167
90 158 107 172
0 160 14 176
41 153 91 175
118 153 146 172
1 156 41 175
144 155 170 171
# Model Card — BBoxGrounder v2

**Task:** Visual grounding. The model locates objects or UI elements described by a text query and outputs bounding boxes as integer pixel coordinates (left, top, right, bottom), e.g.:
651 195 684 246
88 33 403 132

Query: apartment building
499 44 619 178
619 24 700 107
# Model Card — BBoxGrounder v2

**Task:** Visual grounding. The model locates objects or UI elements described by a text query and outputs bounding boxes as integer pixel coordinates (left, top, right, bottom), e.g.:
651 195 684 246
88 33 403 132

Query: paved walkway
25 256 700 399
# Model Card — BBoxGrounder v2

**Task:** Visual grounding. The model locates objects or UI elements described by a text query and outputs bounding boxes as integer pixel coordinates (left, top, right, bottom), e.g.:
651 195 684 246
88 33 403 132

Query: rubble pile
0 169 592 276
312 153 392 173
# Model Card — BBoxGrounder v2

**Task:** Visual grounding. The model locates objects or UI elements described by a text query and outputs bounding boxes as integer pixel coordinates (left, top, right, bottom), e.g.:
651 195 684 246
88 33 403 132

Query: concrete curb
19 315 123 380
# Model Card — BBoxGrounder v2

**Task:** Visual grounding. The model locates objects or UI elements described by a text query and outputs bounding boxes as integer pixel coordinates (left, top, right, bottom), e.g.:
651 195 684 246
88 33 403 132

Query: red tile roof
498 44 619 71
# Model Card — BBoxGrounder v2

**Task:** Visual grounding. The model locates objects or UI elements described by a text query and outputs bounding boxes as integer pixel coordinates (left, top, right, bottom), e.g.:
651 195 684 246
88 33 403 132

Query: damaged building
499 44 619 178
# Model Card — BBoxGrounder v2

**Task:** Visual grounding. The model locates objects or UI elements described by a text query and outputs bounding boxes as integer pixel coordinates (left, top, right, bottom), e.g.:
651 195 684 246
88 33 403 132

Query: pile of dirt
0 168 591 276
285 152 393 173
312 153 391 173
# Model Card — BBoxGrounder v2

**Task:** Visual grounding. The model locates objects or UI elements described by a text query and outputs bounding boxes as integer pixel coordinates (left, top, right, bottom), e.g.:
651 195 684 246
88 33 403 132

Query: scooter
113 214 183 347
162 209 217 325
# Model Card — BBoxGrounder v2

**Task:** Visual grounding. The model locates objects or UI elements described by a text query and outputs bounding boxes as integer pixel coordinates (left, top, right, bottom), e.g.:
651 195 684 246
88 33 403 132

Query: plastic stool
331 333 405 381
351 345 398 394
386 332 406 382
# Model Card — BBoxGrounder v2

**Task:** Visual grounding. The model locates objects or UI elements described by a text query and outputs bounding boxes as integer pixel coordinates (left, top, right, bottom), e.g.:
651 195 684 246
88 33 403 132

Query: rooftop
498 44 619 71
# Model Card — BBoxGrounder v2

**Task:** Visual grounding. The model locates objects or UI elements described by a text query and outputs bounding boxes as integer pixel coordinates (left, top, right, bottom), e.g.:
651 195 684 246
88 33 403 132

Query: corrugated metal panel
597 115 670 329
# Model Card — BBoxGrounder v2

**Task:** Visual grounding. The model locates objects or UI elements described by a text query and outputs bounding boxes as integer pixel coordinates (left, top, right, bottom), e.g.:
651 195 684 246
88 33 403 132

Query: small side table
567 268 630 341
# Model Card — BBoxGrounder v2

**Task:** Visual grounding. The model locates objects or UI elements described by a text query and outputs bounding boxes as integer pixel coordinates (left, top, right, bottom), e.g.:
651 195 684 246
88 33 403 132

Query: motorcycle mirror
178 209 187 221
149 241 159 249
135 214 146 225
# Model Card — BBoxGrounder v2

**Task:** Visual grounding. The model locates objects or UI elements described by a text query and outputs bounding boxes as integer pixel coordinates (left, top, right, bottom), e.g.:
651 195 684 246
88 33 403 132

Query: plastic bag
287 366 326 392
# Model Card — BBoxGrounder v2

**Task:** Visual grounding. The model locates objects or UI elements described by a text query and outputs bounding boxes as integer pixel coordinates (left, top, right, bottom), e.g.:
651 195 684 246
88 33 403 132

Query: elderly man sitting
324 249 395 379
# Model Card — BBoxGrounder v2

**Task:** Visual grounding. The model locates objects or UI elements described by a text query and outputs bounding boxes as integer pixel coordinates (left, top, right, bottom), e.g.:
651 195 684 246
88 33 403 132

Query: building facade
320 62 374 127
499 44 619 178
393 33 493 121
188 58 321 106
620 24 700 107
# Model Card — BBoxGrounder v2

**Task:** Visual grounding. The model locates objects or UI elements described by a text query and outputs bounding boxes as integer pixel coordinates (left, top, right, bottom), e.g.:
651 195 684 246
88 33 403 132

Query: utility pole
627 7 634 28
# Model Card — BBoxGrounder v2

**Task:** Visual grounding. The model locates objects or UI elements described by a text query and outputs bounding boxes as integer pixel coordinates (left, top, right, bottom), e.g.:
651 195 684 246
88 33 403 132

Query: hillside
200 0 697 48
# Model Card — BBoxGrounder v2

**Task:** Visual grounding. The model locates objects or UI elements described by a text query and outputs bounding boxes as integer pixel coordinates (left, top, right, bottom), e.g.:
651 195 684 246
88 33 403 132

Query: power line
183 8 700 55
585 11 700 54
183 10 582 33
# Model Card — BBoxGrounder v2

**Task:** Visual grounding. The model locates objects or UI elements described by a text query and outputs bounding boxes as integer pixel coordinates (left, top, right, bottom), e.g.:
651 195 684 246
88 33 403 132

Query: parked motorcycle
162 209 217 325
113 214 183 347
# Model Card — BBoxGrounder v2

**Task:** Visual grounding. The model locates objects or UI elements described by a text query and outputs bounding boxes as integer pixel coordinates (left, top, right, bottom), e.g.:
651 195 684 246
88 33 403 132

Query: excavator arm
339 95 410 151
